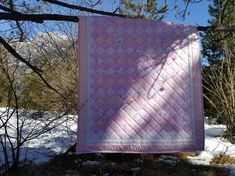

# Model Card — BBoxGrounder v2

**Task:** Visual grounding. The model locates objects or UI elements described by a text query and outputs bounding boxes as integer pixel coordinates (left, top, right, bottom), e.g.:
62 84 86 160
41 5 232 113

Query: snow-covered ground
188 121 234 166
0 108 235 175
156 118 235 175
0 107 77 164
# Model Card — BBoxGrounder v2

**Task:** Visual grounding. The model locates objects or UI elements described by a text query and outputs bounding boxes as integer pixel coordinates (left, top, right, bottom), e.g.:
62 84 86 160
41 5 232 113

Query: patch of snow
158 155 179 166
188 151 214 165
131 167 141 172
223 164 235 176
159 155 179 161
188 118 235 174
0 107 77 165
82 160 100 166
205 124 226 137
188 123 235 165
134 158 143 163
96 153 105 158
74 159 82 164
34 32 69 42
216 164 235 176
159 158 177 166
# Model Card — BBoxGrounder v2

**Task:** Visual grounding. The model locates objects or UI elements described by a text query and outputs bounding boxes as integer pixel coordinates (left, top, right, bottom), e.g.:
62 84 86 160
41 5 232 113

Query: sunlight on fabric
77 16 204 153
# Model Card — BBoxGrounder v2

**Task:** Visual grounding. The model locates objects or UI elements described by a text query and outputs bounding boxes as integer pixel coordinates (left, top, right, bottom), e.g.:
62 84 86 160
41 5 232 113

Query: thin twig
42 0 125 17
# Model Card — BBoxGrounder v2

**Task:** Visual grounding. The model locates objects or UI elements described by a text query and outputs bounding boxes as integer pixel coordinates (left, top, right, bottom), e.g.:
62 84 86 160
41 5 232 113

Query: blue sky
102 0 211 26
0 0 212 37
165 0 211 26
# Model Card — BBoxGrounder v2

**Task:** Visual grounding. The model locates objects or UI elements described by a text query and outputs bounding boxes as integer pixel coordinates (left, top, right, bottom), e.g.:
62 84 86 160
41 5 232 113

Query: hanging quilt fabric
76 16 204 153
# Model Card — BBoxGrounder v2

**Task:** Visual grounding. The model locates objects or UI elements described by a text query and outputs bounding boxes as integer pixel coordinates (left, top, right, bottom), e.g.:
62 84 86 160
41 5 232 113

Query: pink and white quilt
76 16 204 153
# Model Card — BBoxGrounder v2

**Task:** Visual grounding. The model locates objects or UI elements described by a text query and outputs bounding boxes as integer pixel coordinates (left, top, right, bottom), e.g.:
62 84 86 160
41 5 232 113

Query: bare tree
203 48 235 139
0 31 77 174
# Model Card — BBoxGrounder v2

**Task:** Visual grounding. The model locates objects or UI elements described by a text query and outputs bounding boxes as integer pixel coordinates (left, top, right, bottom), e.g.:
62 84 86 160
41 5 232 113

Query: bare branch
0 4 17 13
41 0 125 17
197 25 235 32
0 36 65 98
0 37 42 73
1 12 235 32
0 12 78 23
182 0 191 20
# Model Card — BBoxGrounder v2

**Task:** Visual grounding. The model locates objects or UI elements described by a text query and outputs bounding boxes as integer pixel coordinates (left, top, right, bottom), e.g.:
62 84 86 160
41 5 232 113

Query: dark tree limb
8 0 25 41
181 0 191 20
0 36 65 98
41 0 126 17
0 3 41 23
0 12 78 23
0 4 15 13
1 12 235 32
197 25 235 32
0 36 42 73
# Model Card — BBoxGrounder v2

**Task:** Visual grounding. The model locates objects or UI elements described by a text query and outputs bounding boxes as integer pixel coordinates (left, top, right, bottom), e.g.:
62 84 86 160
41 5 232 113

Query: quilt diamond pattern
77 16 204 153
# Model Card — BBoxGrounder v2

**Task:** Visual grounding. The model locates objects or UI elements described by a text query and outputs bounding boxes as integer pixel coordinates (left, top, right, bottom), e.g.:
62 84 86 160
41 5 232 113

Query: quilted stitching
77 16 204 153
88 19 194 142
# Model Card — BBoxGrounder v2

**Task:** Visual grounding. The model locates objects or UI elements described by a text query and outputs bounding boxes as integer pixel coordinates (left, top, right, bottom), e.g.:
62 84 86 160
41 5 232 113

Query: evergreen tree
119 0 168 20
201 0 235 64
201 0 235 139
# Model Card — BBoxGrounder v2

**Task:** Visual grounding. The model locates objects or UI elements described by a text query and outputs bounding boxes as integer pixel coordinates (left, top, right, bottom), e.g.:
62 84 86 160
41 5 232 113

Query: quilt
76 16 204 153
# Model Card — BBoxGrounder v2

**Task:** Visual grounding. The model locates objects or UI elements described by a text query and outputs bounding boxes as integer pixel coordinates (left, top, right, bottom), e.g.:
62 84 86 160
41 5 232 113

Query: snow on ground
0 107 77 165
21 120 77 164
158 155 179 166
188 117 235 175
220 164 235 176
130 167 141 173
82 160 100 166
1 108 235 174
188 118 235 166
